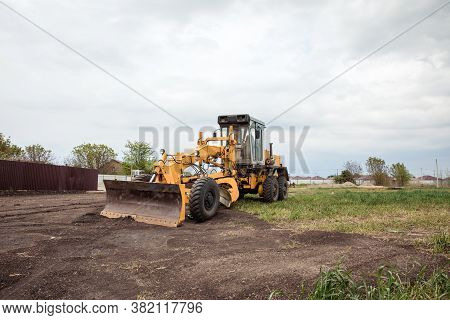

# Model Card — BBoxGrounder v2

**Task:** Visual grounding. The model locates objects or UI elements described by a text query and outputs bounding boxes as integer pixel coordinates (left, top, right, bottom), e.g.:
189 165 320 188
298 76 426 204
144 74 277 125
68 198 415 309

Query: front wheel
189 178 220 222
278 176 288 200
262 176 279 202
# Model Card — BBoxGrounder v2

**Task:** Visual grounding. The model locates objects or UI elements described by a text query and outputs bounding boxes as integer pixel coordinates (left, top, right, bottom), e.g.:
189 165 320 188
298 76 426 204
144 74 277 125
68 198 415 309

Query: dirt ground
0 193 446 299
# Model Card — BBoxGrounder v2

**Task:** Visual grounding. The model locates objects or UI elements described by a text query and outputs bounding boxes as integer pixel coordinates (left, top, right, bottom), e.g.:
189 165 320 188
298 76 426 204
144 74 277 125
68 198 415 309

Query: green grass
235 188 450 238
270 266 449 300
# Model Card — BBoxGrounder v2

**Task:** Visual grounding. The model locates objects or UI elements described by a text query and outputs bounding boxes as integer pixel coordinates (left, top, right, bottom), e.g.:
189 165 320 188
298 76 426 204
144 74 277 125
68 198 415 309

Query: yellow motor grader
101 114 289 227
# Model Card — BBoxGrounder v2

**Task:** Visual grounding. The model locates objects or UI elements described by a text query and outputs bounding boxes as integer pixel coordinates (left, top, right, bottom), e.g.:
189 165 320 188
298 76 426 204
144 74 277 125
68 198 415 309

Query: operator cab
217 114 265 165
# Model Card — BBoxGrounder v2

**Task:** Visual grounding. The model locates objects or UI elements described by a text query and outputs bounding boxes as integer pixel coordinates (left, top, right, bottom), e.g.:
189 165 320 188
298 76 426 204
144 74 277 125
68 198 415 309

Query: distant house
417 175 436 181
412 175 448 187
99 159 123 175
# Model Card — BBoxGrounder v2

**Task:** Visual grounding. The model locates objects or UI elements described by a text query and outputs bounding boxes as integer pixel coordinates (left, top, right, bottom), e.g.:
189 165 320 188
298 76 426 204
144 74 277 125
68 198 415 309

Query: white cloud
0 0 449 175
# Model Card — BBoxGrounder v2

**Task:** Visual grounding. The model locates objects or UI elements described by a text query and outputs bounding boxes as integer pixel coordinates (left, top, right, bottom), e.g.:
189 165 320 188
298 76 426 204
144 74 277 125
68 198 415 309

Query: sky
1 0 449 176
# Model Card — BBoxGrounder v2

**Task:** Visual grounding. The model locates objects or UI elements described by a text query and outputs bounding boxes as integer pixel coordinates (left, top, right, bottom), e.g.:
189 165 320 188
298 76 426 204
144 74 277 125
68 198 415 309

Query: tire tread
262 176 278 202
189 177 219 222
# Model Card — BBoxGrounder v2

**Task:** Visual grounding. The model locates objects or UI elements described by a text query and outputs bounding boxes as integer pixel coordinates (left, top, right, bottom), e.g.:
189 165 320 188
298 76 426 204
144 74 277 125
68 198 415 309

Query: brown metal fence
0 160 98 191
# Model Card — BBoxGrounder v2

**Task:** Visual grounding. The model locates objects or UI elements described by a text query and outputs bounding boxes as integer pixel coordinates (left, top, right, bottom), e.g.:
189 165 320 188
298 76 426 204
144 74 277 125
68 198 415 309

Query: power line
267 1 450 125
0 1 189 127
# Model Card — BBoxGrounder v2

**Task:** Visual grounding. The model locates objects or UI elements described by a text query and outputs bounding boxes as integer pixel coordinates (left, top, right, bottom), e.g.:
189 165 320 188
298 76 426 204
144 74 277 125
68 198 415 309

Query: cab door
254 123 264 163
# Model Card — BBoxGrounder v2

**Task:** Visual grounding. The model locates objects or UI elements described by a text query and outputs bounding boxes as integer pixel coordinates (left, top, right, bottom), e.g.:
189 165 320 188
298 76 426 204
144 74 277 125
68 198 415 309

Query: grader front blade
101 180 186 227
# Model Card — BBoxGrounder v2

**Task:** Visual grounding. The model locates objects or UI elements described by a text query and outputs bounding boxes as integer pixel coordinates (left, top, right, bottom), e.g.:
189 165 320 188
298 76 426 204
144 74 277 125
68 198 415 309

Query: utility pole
435 159 439 188
445 167 449 187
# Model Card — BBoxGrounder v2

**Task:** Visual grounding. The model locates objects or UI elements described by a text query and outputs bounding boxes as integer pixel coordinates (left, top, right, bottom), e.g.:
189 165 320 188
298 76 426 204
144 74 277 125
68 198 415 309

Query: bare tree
343 161 362 178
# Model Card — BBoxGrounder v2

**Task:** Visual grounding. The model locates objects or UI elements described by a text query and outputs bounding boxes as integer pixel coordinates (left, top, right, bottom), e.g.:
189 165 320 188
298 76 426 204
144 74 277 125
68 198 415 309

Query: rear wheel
189 178 220 222
262 176 279 202
278 176 288 200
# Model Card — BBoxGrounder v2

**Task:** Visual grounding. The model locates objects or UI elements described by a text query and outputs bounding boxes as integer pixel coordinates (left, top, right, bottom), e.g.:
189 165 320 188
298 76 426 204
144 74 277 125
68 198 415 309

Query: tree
23 144 54 164
343 161 362 179
334 169 355 184
66 143 117 169
122 141 156 174
366 156 389 186
389 163 412 187
334 160 363 184
0 133 23 160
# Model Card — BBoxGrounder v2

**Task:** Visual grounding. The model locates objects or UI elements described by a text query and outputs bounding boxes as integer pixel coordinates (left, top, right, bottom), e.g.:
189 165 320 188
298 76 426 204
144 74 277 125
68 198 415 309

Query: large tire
262 176 279 202
278 176 288 200
189 178 220 222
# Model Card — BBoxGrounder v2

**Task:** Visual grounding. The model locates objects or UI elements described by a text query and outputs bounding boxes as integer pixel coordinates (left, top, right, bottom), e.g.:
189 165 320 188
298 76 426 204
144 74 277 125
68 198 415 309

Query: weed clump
304 266 449 300
308 267 358 299
431 232 449 254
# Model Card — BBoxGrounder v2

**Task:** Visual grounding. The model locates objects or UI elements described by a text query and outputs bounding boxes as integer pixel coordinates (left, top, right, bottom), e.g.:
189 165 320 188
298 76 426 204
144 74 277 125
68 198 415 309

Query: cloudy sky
1 0 449 176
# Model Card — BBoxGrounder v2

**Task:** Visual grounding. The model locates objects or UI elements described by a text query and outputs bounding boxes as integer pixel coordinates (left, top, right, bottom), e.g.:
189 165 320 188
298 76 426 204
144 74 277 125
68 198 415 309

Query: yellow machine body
101 114 288 227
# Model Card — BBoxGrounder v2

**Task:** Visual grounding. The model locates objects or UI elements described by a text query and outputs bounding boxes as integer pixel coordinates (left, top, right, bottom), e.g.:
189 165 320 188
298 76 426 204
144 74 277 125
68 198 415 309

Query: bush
334 170 356 184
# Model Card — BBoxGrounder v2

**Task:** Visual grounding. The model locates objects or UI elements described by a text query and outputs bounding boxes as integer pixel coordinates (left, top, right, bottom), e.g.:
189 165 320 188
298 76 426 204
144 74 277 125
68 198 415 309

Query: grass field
235 187 450 249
